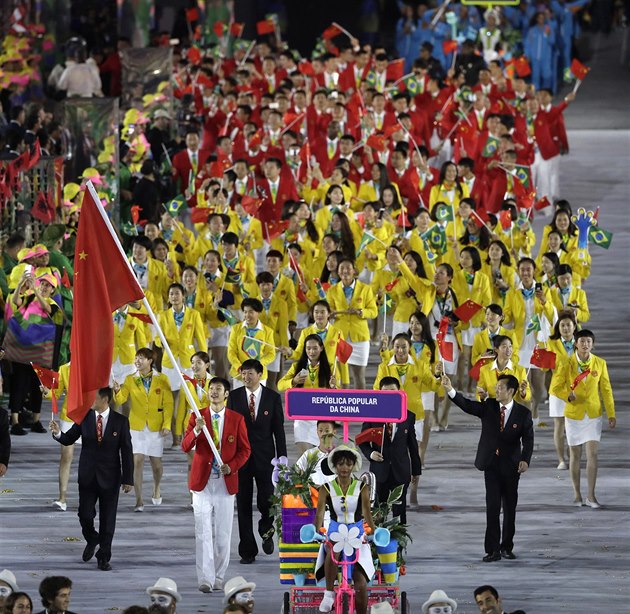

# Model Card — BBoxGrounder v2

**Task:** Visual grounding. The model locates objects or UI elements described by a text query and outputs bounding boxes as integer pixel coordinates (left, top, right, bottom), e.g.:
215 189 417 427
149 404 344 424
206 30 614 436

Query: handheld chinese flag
32 363 60 415
386 59 405 82
442 40 458 56
355 427 384 448
468 358 491 381
67 184 144 423
453 299 483 323
530 347 556 370
514 56 531 78
230 22 244 38
534 196 551 211
264 220 289 241
499 209 513 231
130 205 141 225
185 7 199 23
335 335 353 364
571 369 590 390
384 277 400 292
570 58 590 81
213 21 227 37
366 134 387 152
240 194 262 216
191 207 211 224
298 61 314 76
436 316 454 362
322 24 343 40
256 18 275 35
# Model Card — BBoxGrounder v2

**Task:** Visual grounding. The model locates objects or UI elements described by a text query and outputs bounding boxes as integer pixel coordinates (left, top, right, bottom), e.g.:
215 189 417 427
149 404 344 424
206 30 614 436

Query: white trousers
532 151 560 204
192 477 235 587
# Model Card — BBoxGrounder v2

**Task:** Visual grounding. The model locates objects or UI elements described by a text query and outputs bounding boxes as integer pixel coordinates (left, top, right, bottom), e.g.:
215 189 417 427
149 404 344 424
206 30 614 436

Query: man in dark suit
359 376 421 524
441 373 533 562
227 359 287 564
50 387 133 571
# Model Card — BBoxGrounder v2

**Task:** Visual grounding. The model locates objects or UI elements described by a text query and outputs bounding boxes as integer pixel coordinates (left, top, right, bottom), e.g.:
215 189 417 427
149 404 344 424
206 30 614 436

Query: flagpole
243 335 282 352
85 182 223 465
382 294 387 334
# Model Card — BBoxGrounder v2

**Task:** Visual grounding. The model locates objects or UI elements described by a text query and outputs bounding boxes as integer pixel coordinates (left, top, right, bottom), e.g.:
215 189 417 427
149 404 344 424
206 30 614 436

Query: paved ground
1 30 629 614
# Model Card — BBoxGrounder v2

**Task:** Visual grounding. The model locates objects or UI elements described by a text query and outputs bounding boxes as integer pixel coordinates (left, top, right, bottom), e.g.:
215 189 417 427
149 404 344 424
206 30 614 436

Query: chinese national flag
213 21 226 37
240 195 262 216
298 61 314 76
335 335 353 364
67 185 144 423
384 277 400 292
386 58 405 82
322 24 343 40
534 196 551 211
366 134 387 152
570 58 590 81
436 317 454 362
499 209 513 231
468 358 491 381
128 312 152 324
530 347 556 370
185 7 199 23
256 19 275 35
571 369 590 390
187 46 202 65
356 427 384 447
513 56 531 77
264 220 289 240
453 299 483 323
32 363 60 415
191 207 211 224
230 22 244 38
442 40 458 56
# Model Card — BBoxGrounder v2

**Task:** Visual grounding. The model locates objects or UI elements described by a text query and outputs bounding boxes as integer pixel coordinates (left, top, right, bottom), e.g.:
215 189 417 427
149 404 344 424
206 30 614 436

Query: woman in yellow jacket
111 301 148 386
113 348 174 511
154 283 207 408
354 162 396 211
326 257 378 389
291 300 350 387
42 362 72 511
227 297 277 384
481 240 518 307
176 351 213 449
374 332 440 503
428 162 470 211
546 311 578 471
278 334 338 456
550 329 616 508
550 264 590 325
471 304 520 368
476 334 531 403
451 246 492 393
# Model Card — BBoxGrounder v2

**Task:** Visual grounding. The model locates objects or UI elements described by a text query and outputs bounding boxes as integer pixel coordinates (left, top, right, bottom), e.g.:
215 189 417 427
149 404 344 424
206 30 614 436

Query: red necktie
500 405 506 432
97 414 103 443
249 393 255 422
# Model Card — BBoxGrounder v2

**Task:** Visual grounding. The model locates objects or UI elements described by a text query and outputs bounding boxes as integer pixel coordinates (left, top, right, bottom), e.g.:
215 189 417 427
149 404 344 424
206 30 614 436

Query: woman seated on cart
314 444 377 614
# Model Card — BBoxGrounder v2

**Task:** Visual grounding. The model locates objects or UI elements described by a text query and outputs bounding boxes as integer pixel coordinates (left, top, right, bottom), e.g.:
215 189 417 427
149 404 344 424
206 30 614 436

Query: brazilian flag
422 238 438 263
355 232 375 258
482 136 500 158
242 335 262 359
515 167 531 188
433 204 454 223
165 195 186 218
526 314 541 336
588 226 613 249
379 293 393 315
218 307 239 326
365 70 377 87
403 75 419 95
424 225 448 255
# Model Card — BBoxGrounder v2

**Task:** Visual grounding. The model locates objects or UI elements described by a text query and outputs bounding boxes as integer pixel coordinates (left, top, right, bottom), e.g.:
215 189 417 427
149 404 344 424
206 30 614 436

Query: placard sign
285 388 407 423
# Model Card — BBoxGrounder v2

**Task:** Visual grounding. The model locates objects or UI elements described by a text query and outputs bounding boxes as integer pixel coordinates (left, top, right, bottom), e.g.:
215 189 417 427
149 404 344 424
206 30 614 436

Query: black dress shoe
501 549 516 559
97 559 112 571
239 556 255 564
30 421 47 433
482 552 502 562
10 424 27 436
262 536 274 555
82 544 96 562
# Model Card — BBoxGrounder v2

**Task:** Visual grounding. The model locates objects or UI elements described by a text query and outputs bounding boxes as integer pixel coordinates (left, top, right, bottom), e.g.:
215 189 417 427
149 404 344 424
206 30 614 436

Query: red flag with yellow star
67 185 144 423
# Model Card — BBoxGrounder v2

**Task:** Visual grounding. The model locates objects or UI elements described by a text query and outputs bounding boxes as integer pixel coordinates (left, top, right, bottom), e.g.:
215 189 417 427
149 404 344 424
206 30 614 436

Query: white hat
371 602 395 614
0 570 18 592
422 590 458 613
146 577 181 602
328 444 362 474
223 576 256 604
154 109 171 120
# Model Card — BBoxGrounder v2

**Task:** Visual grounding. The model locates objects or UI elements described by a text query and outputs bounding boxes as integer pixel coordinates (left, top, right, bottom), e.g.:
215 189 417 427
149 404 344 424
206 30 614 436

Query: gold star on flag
79 251 88 260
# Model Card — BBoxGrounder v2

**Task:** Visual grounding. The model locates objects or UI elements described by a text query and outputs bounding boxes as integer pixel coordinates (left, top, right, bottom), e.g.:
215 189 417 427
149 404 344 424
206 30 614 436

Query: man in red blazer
182 378 251 594
257 157 299 224
171 129 210 212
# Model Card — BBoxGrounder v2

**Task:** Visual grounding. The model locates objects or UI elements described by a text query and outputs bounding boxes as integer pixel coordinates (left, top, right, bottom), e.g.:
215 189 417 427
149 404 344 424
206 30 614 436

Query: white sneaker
151 497 162 506
557 461 568 470
53 500 67 511
214 579 224 591
319 590 335 612
134 504 144 512
585 498 601 509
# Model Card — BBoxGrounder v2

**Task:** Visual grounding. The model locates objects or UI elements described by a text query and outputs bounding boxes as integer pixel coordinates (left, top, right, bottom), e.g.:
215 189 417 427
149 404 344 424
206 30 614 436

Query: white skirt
549 395 566 418
296 311 309 328
162 364 193 391
348 340 370 367
565 415 603 446
294 419 319 446
414 419 424 442
131 425 165 457
421 391 435 413
461 325 480 347
110 359 136 386
209 326 229 348
267 351 281 373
